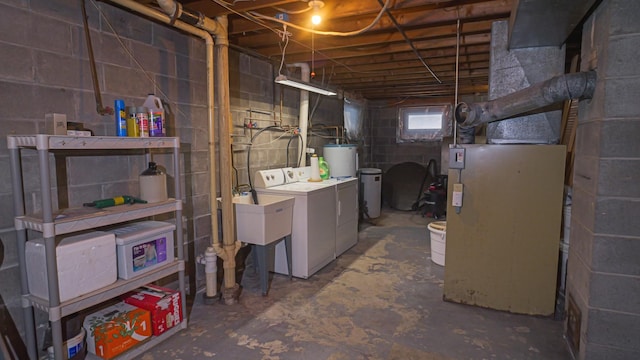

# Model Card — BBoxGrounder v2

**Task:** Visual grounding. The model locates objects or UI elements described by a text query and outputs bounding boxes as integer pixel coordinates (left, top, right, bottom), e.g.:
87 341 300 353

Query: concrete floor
137 209 572 360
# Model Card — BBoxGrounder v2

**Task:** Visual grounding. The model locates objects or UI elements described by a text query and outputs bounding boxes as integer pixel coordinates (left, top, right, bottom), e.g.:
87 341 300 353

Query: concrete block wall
0 0 341 351
364 101 442 172
567 1 640 359
0 0 210 345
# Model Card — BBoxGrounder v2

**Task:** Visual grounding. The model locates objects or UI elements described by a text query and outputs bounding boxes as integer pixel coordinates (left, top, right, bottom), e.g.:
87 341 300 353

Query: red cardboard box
83 302 152 359
122 285 183 336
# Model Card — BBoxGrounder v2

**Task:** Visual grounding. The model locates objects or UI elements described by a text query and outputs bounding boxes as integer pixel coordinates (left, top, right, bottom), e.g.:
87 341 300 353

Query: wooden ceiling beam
227 0 510 36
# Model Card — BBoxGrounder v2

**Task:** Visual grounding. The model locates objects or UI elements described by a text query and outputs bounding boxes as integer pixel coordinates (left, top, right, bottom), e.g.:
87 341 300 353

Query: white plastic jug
143 94 165 137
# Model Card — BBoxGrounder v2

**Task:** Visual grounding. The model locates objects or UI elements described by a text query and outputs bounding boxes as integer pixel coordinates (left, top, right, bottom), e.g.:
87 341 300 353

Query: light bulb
311 13 321 25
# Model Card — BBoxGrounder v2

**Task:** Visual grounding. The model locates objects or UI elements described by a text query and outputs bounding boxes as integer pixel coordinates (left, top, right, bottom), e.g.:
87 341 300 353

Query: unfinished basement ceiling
130 0 515 100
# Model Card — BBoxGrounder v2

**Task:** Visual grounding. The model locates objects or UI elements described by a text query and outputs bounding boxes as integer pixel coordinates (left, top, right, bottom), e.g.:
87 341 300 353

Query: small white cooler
110 221 175 279
26 231 117 302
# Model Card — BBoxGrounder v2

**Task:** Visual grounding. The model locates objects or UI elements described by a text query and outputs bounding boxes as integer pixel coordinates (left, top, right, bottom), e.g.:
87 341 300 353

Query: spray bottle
114 99 127 136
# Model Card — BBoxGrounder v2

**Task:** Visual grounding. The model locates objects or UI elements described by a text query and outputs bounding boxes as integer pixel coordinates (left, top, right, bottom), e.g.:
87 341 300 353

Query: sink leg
254 245 269 296
284 235 292 281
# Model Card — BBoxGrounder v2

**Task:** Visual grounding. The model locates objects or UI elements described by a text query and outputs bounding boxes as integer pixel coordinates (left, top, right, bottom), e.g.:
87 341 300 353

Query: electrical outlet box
449 147 466 169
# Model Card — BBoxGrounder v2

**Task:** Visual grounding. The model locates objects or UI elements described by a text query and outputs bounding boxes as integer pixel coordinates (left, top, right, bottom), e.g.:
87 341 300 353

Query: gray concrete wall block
151 22 196 56
194 214 212 242
572 154 600 196
594 198 640 237
101 180 139 201
251 57 273 80
176 54 207 85
566 251 592 324
0 2 30 46
66 183 103 209
609 0 640 36
31 0 87 25
587 308 640 351
189 193 212 220
82 30 132 68
598 159 640 197
67 155 136 185
238 52 251 75
28 10 74 55
575 121 601 158
604 77 640 118
599 117 640 158
188 150 211 174
103 64 154 98
0 82 75 120
592 235 640 276
97 3 152 45
606 35 640 78
0 156 13 195
590 272 640 313
190 171 211 197
35 51 94 90
568 215 594 270
0 42 34 82
0 193 16 228
572 186 596 233
131 42 177 79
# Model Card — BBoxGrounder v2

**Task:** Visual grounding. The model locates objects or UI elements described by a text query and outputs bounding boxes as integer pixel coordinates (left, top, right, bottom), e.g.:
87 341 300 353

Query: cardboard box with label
122 285 182 336
83 302 152 359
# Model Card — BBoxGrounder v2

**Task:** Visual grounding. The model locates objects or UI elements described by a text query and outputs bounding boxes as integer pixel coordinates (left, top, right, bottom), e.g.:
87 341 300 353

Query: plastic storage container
111 221 175 279
26 231 117 302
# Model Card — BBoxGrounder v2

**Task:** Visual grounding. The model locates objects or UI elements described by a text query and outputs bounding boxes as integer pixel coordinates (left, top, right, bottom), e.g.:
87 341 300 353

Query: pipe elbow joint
454 102 479 128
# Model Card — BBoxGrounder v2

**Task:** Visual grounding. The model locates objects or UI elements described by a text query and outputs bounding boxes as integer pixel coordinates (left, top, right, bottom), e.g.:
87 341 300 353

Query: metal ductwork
454 70 596 129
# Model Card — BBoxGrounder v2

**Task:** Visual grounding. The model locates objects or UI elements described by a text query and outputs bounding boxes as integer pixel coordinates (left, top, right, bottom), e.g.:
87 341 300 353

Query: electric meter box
26 231 117 302
111 221 175 280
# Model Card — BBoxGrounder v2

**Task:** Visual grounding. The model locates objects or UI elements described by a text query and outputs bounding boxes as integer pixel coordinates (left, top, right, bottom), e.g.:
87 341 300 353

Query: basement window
397 105 452 143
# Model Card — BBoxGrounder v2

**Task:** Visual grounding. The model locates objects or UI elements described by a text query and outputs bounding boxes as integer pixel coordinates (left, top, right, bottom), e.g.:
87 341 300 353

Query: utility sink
234 194 294 245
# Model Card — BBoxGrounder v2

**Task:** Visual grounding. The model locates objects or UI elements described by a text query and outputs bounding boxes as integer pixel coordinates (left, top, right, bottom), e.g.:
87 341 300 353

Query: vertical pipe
214 16 241 303
110 0 223 298
291 63 310 166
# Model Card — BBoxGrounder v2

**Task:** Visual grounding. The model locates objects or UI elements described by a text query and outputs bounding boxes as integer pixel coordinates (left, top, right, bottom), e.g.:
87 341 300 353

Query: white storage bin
26 231 117 302
111 221 175 279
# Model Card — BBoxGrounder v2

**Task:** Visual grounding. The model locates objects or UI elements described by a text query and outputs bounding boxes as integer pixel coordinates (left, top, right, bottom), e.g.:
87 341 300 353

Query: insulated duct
454 71 597 129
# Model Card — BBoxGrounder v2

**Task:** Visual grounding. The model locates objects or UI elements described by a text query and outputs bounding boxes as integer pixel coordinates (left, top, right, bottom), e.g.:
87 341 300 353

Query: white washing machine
254 168 336 278
293 167 359 257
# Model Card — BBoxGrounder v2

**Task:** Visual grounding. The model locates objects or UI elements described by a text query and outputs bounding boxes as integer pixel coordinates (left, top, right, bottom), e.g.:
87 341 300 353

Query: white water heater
323 144 358 178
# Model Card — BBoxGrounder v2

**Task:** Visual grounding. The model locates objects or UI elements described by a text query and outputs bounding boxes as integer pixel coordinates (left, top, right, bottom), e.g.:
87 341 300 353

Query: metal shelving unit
8 135 187 360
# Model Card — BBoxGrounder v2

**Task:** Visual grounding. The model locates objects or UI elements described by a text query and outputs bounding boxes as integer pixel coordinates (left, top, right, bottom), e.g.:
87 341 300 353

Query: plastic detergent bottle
318 156 330 180
143 94 165 137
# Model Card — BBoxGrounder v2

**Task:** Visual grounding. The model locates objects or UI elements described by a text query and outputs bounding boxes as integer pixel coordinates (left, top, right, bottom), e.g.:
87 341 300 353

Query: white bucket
428 221 446 266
